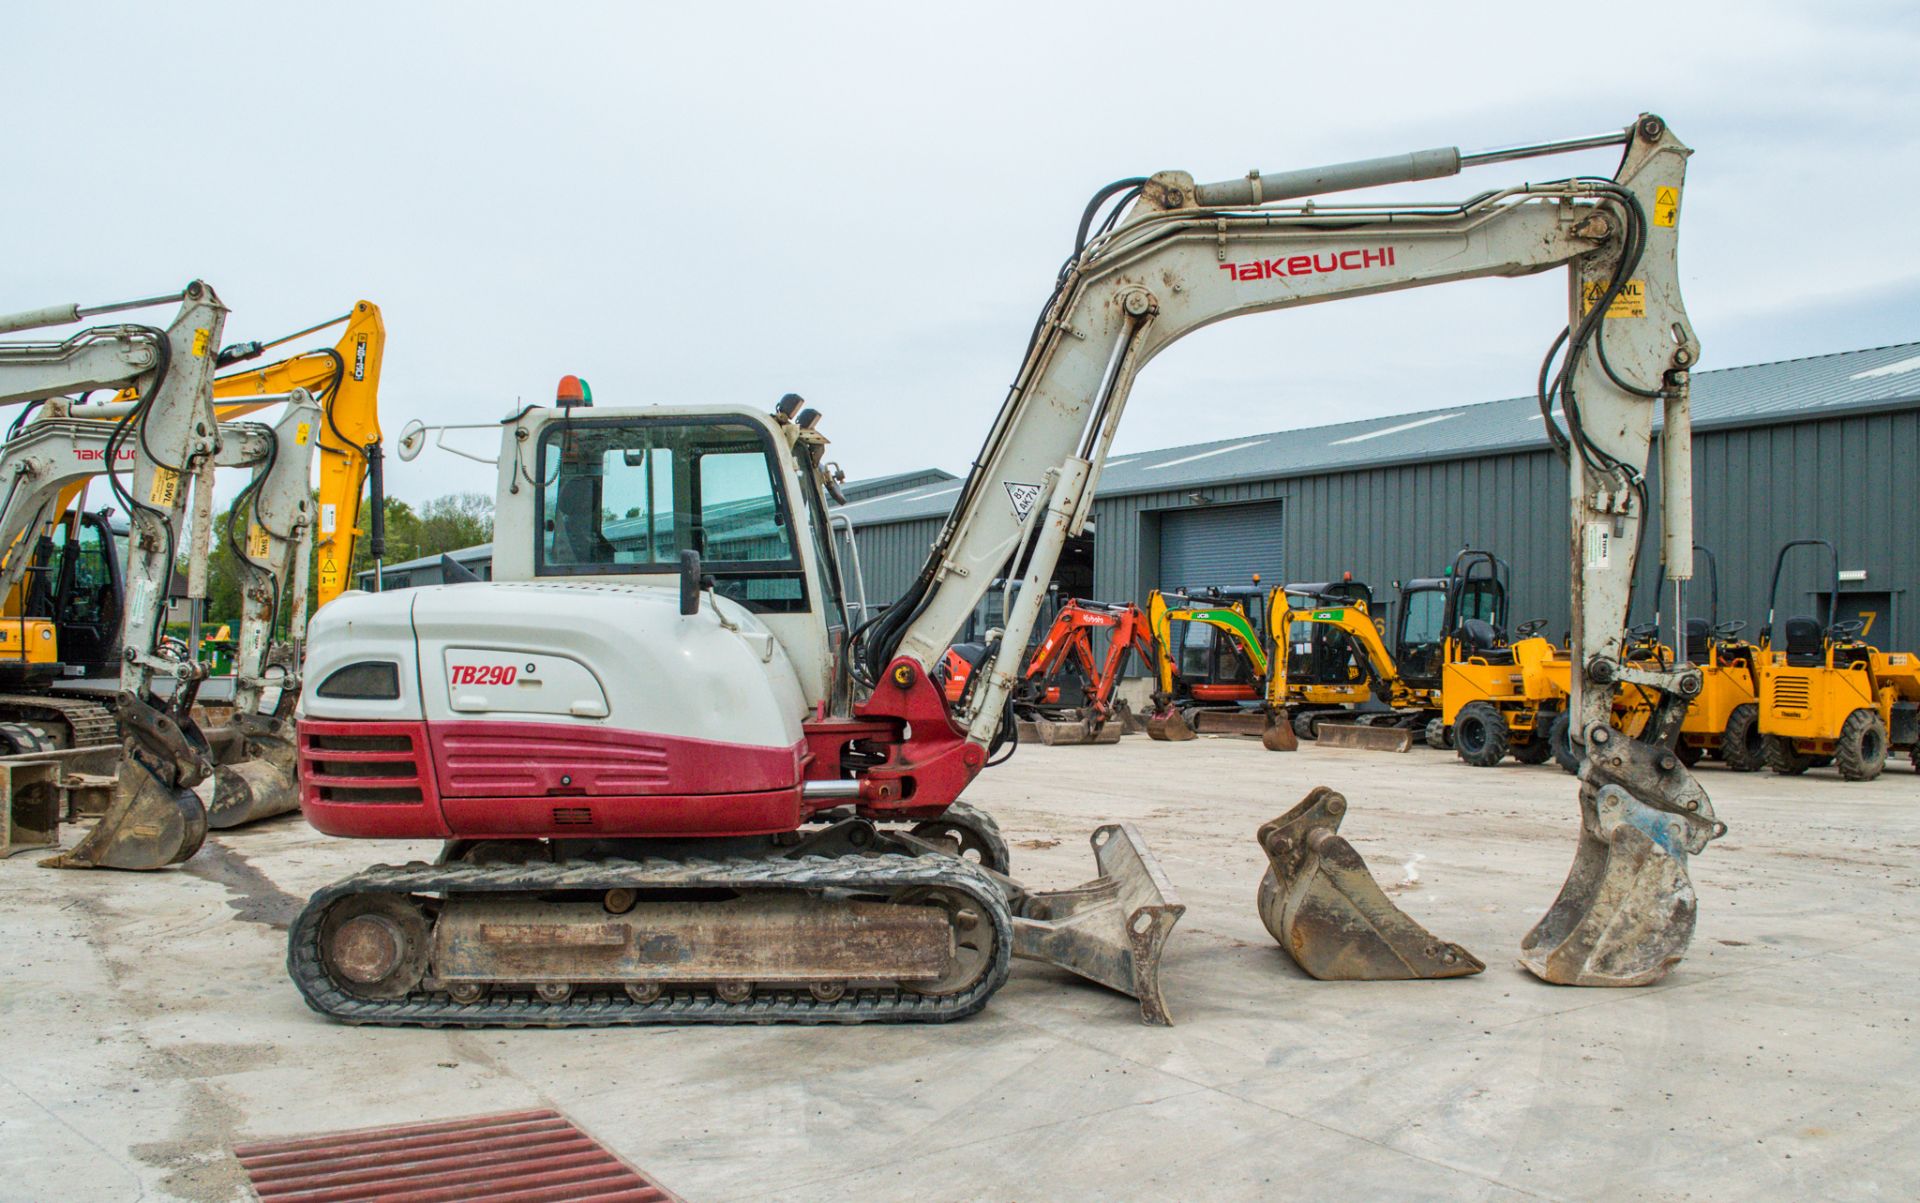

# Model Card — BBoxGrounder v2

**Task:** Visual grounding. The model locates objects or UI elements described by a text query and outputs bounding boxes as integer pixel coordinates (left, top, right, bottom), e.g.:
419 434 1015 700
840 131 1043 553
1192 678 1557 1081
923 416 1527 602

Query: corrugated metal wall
848 408 1920 655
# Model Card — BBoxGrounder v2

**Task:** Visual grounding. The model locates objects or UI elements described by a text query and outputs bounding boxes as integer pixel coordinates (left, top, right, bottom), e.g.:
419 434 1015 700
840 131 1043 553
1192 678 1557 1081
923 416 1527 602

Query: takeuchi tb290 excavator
293 114 1720 1026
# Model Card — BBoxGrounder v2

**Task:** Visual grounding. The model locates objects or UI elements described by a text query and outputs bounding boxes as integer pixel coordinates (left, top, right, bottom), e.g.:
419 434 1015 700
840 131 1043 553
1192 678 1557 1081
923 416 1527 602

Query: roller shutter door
1158 501 1284 589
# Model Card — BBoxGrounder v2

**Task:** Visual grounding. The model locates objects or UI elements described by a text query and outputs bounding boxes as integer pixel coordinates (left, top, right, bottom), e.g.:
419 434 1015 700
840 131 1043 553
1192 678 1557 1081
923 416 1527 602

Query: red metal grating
232 1107 681 1202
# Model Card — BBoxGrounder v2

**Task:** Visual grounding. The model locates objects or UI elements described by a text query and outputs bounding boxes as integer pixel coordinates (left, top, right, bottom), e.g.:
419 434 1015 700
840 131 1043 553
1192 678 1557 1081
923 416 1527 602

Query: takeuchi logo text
1218 246 1396 282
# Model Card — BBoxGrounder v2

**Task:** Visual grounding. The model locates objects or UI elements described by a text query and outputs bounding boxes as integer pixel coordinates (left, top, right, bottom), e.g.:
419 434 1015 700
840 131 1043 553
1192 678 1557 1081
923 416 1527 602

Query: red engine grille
301 726 430 806
231 1108 679 1202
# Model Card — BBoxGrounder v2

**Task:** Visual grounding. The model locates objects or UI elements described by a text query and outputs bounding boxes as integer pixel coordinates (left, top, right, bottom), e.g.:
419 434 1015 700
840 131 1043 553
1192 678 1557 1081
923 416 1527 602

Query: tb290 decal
450 664 518 686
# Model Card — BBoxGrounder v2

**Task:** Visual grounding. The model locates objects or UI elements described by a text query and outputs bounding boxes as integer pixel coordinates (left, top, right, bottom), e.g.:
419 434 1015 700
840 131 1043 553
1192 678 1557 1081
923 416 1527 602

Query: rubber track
288 853 1015 1028
0 693 118 747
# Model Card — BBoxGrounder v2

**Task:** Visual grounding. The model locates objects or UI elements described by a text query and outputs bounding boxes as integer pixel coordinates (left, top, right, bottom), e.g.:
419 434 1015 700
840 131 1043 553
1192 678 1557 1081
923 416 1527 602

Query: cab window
537 417 807 612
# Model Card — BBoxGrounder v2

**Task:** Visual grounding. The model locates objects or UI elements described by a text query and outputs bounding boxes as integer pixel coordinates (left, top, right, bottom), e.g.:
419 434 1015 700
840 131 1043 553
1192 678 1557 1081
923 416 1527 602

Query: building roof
839 467 956 503
360 542 494 577
836 341 1920 527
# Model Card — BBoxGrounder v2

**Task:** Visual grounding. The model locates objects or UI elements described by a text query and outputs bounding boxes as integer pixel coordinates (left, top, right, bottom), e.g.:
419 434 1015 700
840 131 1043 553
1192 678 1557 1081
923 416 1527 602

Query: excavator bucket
43 694 211 871
1256 787 1482 980
999 824 1185 1024
207 715 299 828
1145 707 1195 742
1261 716 1298 752
1520 728 1724 987
1315 723 1415 753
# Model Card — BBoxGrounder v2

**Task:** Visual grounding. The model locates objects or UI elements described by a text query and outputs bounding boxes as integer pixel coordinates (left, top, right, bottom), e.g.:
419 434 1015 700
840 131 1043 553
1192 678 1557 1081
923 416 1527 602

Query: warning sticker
319 556 339 587
191 328 211 358
1653 186 1679 228
1583 522 1612 570
1581 278 1645 318
148 465 181 506
247 523 272 559
1005 482 1042 522
295 421 311 446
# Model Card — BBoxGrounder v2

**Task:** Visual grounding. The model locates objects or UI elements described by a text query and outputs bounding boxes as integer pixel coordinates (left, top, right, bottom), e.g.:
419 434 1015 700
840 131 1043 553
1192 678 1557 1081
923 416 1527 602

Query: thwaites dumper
292 114 1726 1021
1637 546 1764 771
1756 540 1920 780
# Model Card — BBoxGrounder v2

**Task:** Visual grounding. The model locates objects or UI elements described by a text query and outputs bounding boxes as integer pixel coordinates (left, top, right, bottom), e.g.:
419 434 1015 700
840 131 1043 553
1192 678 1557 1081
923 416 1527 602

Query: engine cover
298 581 813 839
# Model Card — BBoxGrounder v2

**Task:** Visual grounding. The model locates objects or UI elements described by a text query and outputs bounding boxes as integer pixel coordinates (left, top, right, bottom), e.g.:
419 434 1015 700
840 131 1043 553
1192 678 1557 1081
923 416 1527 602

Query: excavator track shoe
906 800 1012 874
1519 729 1725 987
999 823 1185 1024
1256 787 1482 980
1314 723 1414 753
290 852 1015 1026
43 694 210 870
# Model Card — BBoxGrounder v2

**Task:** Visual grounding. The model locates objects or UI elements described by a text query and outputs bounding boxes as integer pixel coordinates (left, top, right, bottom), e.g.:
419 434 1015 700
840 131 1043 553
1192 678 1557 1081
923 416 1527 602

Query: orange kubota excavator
1012 599 1158 745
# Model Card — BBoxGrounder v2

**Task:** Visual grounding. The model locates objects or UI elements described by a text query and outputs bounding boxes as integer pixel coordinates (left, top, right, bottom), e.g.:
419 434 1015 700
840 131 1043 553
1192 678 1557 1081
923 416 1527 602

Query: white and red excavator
288 114 1721 1025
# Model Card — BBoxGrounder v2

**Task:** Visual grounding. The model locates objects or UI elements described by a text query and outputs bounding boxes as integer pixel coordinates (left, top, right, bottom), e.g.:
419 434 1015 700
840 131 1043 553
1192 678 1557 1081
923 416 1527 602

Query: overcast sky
5 2 1916 510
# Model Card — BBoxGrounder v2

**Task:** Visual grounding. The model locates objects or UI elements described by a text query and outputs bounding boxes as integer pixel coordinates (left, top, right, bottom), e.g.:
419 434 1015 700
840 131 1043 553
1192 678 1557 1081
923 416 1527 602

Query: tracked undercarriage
291 811 1183 1027
0 692 119 751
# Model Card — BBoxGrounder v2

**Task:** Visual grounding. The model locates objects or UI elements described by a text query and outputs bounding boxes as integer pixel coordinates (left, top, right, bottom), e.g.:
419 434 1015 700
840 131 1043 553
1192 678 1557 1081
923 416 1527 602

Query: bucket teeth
998 823 1185 1024
1521 729 1725 987
1256 787 1482 980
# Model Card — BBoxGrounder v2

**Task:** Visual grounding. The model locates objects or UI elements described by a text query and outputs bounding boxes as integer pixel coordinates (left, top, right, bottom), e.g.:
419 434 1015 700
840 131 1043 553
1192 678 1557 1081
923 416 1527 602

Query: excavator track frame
290 852 1016 1027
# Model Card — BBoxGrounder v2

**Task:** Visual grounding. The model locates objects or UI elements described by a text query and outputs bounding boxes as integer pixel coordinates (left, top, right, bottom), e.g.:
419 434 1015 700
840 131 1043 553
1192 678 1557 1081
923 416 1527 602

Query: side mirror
679 549 702 616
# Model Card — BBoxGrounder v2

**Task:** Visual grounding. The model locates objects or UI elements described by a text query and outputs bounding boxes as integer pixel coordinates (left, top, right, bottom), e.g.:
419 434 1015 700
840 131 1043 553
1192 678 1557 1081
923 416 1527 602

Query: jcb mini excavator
1265 589 1430 751
291 114 1720 1024
1143 584 1281 742
1007 598 1158 745
1277 576 1378 739
1757 539 1920 780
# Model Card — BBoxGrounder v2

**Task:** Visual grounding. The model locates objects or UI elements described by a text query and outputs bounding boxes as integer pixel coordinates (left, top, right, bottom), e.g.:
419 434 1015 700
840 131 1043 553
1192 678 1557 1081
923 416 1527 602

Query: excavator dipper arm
856 115 1718 986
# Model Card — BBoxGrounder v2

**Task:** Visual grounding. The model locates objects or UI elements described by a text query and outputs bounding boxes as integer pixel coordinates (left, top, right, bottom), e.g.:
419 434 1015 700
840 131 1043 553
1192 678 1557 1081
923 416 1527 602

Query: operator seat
1684 618 1710 663
1783 616 1825 667
1457 618 1515 664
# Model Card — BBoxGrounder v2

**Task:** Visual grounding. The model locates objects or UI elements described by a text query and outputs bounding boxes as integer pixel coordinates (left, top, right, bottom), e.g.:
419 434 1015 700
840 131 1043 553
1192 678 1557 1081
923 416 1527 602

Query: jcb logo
451 664 517 686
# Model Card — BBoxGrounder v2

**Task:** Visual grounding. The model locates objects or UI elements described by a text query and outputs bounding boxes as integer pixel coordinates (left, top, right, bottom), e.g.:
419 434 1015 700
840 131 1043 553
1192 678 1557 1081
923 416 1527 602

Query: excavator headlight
317 661 401 701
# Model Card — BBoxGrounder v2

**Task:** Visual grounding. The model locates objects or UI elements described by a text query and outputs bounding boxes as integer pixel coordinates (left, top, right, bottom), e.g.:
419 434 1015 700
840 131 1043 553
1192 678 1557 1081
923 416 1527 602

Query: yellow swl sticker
1653 186 1679 228
247 523 272 558
191 328 212 357
1582 278 1645 318
296 421 311 446
148 466 181 506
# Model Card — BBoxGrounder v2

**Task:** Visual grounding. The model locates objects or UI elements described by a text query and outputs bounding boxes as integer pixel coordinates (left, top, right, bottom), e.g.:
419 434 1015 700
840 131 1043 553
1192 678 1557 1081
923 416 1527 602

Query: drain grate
232 1107 679 1201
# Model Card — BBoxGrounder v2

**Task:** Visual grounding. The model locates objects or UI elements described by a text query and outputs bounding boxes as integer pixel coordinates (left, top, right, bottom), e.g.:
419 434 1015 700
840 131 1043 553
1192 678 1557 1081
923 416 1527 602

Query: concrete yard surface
3 738 1916 1202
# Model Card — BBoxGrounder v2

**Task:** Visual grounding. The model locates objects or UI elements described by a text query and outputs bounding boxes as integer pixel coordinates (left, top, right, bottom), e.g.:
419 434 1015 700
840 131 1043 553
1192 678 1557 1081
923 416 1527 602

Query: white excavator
291 114 1722 1026
0 282 321 866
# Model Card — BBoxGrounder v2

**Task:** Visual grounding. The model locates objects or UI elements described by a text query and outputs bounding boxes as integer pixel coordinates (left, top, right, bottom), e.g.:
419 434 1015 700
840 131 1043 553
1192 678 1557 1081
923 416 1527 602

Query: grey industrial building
835 342 1920 653
359 341 1920 654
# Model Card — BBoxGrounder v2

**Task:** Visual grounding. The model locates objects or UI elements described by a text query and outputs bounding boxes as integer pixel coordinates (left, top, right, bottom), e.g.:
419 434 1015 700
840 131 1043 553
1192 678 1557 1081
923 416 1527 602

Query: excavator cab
19 509 127 682
1282 576 1373 691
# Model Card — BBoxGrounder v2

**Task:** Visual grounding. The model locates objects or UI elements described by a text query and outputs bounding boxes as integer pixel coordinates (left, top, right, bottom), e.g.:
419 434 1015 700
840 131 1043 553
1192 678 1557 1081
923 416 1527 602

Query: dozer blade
1316 723 1414 753
999 823 1185 1024
1192 709 1268 737
1256 787 1482 980
1145 708 1196 741
1520 728 1725 987
1032 713 1122 746
1261 717 1298 752
43 693 210 871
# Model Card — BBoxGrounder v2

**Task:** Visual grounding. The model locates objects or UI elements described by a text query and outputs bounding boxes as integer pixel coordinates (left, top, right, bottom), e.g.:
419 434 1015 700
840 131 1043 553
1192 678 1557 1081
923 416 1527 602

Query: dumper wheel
1835 709 1889 782
1454 702 1509 767
1676 741 1703 767
1721 704 1763 772
1512 734 1553 765
1424 718 1451 750
1548 712 1582 776
1763 734 1814 776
